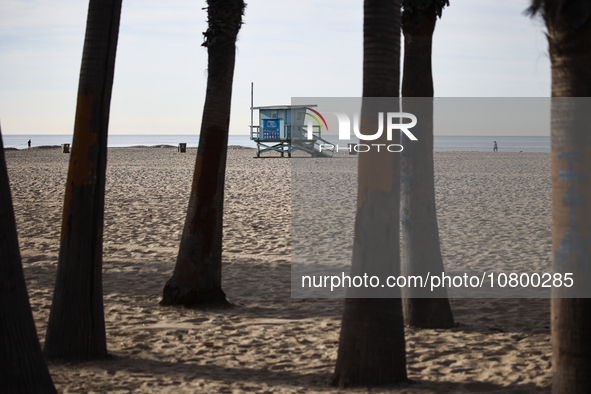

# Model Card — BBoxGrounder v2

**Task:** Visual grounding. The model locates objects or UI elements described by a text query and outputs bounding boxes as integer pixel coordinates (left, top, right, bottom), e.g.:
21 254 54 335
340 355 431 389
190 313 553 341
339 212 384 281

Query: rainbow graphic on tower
305 107 329 132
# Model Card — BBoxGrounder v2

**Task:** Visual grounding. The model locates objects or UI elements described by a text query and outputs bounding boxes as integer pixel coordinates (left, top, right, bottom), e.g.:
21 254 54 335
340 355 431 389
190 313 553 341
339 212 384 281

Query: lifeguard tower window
250 105 335 158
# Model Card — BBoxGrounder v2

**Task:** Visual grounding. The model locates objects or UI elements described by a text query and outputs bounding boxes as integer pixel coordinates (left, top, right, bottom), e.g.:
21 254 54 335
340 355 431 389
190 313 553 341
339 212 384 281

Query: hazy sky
0 0 551 136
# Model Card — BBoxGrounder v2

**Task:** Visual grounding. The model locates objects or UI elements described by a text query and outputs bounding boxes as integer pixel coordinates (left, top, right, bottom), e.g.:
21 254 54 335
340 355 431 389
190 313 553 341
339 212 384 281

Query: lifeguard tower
250 104 335 158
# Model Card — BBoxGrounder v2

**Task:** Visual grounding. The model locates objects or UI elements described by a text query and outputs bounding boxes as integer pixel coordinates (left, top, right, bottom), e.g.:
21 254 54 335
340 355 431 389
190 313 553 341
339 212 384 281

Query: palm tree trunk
400 4 454 328
0 126 56 392
331 0 407 387
44 0 122 361
161 0 245 307
547 15 591 393
525 3 591 392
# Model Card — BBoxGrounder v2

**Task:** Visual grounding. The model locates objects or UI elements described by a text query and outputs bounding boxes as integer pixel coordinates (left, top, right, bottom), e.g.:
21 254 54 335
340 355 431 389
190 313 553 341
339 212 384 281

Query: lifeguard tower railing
250 105 335 158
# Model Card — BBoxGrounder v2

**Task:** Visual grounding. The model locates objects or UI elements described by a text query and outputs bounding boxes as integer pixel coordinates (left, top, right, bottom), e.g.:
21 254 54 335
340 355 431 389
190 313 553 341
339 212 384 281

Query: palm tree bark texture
331 0 407 387
0 125 56 393
44 0 122 361
528 1 591 393
161 0 246 307
400 0 454 328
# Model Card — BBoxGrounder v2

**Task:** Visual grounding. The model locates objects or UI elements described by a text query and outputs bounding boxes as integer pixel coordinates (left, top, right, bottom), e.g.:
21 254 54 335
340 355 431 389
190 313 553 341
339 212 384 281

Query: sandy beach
6 146 552 393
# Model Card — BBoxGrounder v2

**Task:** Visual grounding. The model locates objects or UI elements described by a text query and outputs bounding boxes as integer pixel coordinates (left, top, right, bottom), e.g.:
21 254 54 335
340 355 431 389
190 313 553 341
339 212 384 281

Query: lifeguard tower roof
251 105 316 110
249 104 334 158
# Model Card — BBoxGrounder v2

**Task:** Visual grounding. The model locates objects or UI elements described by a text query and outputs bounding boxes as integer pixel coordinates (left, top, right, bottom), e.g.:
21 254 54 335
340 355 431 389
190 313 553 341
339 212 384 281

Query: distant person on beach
493 141 498 152
28 139 31 149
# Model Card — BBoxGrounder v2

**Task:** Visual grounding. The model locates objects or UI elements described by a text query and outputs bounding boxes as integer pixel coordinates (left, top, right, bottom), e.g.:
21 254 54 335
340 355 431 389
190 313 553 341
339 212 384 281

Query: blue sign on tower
262 119 280 140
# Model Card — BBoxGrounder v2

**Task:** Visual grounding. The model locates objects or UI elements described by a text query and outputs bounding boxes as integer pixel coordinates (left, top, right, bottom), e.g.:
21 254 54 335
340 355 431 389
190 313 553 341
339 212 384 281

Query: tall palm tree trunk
400 2 454 328
528 1 591 392
548 21 591 394
0 126 56 392
331 0 407 387
44 0 122 361
161 0 245 307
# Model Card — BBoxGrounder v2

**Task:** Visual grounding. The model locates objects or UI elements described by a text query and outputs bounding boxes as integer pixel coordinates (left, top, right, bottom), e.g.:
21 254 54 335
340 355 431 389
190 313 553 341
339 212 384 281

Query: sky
0 0 551 136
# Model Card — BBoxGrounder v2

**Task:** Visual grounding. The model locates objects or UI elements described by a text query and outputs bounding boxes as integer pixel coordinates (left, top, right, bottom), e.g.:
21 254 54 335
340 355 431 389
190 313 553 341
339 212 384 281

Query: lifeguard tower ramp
250 105 335 158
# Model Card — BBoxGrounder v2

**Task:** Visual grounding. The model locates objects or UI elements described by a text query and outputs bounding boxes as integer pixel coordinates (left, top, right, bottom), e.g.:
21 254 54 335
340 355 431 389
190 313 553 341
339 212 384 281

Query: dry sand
6 146 551 393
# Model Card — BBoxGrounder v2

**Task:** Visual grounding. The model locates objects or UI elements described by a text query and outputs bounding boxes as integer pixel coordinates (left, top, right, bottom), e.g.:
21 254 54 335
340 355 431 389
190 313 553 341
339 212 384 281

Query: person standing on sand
28 139 31 149
493 141 498 152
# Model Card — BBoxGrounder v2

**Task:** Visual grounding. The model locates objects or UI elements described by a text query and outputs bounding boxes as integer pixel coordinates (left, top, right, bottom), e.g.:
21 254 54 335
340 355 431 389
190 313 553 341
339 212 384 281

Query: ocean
2 134 550 153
